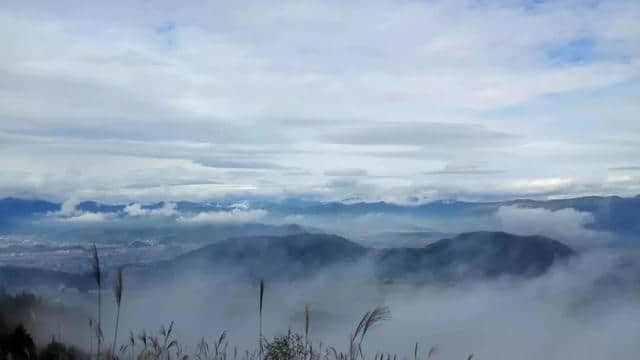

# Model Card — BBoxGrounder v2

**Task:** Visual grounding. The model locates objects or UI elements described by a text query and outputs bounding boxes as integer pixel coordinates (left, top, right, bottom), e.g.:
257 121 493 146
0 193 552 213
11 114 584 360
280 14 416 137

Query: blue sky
0 0 638 203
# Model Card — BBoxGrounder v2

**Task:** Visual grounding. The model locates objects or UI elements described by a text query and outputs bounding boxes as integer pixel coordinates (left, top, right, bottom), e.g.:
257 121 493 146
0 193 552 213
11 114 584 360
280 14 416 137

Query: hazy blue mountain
268 196 640 236
0 198 59 219
505 196 640 236
0 231 577 290
375 231 575 283
0 198 60 232
76 201 124 213
2 194 639 237
157 233 368 281
151 231 574 284
361 231 454 248
0 266 93 292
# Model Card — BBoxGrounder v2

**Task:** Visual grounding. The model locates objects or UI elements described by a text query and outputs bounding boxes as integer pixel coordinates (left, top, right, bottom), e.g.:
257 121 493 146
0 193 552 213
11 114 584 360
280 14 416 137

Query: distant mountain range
0 198 59 222
152 232 369 281
375 231 574 282
264 196 640 236
164 231 574 283
0 266 93 292
0 231 575 291
1 195 639 236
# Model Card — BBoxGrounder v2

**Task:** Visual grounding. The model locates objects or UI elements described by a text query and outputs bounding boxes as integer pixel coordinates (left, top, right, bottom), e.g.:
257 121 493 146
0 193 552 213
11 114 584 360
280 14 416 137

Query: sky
0 0 639 204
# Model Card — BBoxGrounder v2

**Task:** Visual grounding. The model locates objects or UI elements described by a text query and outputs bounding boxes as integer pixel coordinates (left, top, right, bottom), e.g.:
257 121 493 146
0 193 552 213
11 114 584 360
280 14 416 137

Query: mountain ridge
0 231 576 290
2 194 639 237
149 231 575 284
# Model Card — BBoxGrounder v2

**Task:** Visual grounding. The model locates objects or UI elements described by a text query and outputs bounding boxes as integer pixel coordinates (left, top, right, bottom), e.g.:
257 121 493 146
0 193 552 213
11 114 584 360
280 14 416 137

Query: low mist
23 247 640 359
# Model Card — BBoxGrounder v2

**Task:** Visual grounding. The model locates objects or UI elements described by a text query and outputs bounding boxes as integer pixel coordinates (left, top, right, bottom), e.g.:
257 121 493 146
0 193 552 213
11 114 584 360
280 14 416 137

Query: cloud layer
178 209 268 224
1 0 639 202
496 205 612 248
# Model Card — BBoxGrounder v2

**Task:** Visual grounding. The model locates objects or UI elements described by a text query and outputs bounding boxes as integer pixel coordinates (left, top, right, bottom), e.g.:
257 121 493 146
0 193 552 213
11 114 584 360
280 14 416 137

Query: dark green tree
0 324 37 360
39 340 85 360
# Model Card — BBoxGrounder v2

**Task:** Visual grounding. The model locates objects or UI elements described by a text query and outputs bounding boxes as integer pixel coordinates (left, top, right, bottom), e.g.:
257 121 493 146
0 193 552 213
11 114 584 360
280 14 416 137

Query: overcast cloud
1 0 639 203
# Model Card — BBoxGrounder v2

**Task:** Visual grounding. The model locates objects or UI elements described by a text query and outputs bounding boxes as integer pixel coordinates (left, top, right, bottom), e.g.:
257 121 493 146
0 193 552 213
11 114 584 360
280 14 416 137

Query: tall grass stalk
128 331 135 360
258 279 265 360
112 267 124 358
349 306 390 360
304 305 310 345
91 244 102 359
89 318 94 358
426 346 436 359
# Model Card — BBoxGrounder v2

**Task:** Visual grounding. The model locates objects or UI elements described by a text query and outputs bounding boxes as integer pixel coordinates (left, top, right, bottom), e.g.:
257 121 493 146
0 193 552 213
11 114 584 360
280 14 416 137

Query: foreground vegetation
0 245 469 360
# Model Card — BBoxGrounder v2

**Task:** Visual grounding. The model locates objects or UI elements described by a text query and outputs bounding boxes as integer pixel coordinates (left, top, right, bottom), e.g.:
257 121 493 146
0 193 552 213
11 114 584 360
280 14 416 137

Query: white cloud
324 169 368 177
123 203 146 216
229 201 250 210
496 205 612 248
51 198 109 223
59 212 106 223
177 209 268 224
124 202 178 217
0 0 638 202
57 198 80 216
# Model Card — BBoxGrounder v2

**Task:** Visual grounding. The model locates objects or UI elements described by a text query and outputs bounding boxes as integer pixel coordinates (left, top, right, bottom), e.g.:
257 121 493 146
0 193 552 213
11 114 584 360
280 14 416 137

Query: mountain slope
0 266 93 292
160 233 368 281
375 231 575 283
0 231 576 290
156 231 574 283
0 198 59 219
